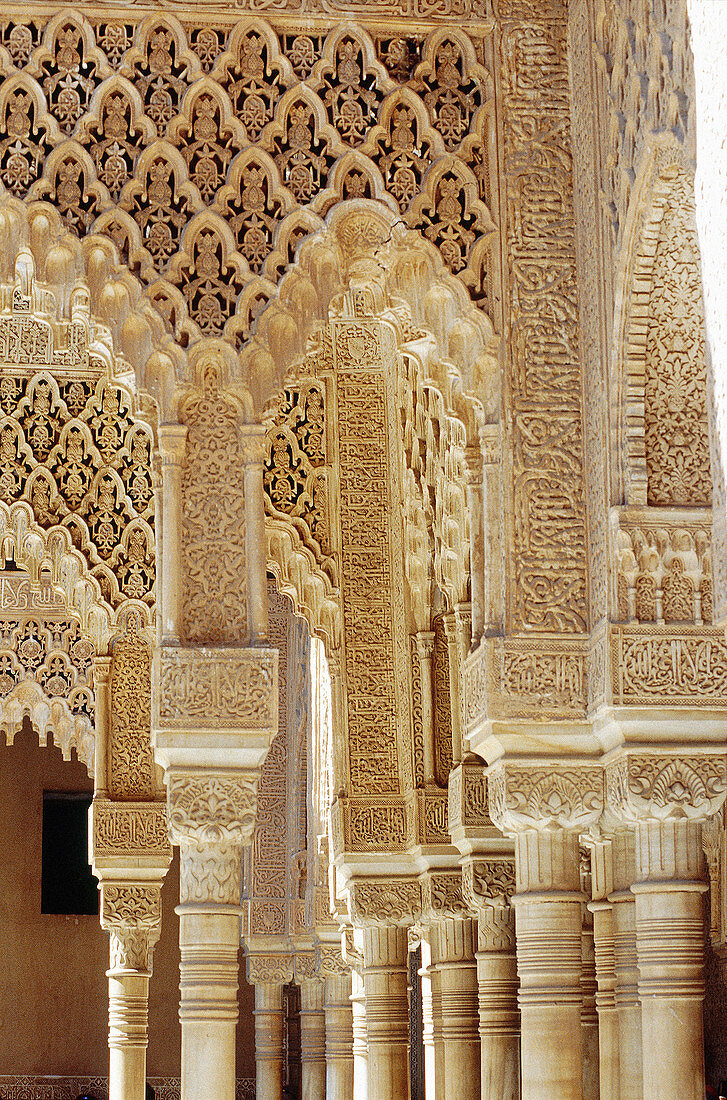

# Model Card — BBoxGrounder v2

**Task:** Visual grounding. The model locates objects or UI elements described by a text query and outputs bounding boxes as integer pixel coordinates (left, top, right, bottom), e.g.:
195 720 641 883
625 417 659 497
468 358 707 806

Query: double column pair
249 948 354 1100
489 755 726 1100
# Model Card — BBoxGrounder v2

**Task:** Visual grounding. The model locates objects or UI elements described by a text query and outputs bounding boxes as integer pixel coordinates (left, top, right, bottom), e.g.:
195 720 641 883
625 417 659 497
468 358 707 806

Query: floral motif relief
644 178 711 507
349 877 421 925
101 883 162 970
461 858 515 909
490 763 604 832
109 612 155 801
432 615 453 787
607 754 727 822
180 364 247 645
0 16 497 336
168 773 259 847
264 382 333 582
0 371 155 609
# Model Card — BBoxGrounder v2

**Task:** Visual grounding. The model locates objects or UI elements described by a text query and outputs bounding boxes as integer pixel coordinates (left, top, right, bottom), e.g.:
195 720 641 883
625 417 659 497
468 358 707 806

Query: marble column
351 964 369 1100
514 829 585 1100
362 924 410 1097
633 819 708 1100
419 935 436 1097
240 425 268 645
580 902 599 1100
587 839 618 1100
430 917 480 1100
250 969 287 1100
609 830 642 1100
101 881 163 1100
322 966 354 1100
475 905 519 1100
167 772 258 1100
300 976 326 1100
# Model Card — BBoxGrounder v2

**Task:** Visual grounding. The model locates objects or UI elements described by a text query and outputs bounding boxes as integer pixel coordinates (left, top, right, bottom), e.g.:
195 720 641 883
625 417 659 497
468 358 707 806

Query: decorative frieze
610 626 727 706
461 857 515 912
246 953 295 986
606 753 727 823
154 646 278 732
489 761 603 833
92 800 171 858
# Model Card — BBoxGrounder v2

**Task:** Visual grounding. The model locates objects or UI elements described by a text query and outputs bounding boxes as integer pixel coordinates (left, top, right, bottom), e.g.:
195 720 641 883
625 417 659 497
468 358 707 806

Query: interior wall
0 719 255 1079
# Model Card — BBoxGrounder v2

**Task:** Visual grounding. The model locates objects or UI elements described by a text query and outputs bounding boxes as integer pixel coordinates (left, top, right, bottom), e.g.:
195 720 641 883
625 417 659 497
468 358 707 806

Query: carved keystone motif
489 762 604 833
606 754 727 823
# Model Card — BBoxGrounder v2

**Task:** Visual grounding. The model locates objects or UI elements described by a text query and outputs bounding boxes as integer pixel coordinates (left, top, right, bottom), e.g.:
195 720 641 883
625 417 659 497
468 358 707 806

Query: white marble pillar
101 882 162 1100
323 969 354 1100
253 979 286 1100
581 903 599 1100
362 924 410 1097
419 935 436 1098
514 829 585 1100
609 830 642 1100
430 917 480 1100
351 964 369 1100
442 612 464 764
633 819 708 1100
476 906 519 1100
300 976 326 1100
587 838 618 1100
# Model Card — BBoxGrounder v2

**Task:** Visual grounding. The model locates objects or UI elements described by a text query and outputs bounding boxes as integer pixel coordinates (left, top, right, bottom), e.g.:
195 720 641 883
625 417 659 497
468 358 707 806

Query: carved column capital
348 877 421 928
420 869 469 921
461 856 515 915
606 752 727 824
238 423 268 465
167 770 259 847
317 944 351 978
168 771 259 905
157 422 188 466
414 630 436 661
247 952 295 986
101 882 162 973
489 760 604 834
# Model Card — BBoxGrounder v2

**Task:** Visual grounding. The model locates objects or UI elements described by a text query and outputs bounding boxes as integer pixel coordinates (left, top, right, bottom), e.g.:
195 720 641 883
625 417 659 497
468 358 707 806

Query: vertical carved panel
644 176 711 507
180 361 248 645
109 610 154 800
499 4 587 633
432 615 453 788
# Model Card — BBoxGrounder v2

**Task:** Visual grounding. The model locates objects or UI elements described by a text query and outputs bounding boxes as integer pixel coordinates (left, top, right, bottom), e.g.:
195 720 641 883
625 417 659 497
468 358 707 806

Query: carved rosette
489 762 604 834
348 877 422 928
101 883 162 973
606 753 727 824
168 771 259 905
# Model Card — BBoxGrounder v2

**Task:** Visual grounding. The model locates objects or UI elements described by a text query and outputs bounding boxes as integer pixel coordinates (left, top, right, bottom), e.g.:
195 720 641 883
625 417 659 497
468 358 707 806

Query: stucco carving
101 883 162 972
606 753 727 823
155 646 278 731
489 762 604 833
349 877 421 926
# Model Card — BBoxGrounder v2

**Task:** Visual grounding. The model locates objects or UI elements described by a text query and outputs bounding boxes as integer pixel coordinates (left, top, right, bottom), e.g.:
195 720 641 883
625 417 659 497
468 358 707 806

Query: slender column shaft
476 907 519 1100
514 829 584 1100
351 965 368 1100
589 900 619 1100
300 977 326 1100
431 918 479 1100
480 427 502 634
609 831 641 1100
240 426 268 643
324 973 354 1100
254 982 285 1100
108 971 149 1100
420 937 436 1099
442 613 463 764
362 925 410 1097
178 906 240 1100
157 425 187 645
581 906 599 1100
92 657 111 797
415 632 436 785
633 819 708 1100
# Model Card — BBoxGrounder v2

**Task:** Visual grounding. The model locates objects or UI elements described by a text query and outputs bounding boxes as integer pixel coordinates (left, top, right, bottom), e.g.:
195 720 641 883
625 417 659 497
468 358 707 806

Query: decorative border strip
0 1079 255 1100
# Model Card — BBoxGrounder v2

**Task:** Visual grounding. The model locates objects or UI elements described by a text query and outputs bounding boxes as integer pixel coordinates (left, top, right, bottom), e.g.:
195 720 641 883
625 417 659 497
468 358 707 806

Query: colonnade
92 754 723 1100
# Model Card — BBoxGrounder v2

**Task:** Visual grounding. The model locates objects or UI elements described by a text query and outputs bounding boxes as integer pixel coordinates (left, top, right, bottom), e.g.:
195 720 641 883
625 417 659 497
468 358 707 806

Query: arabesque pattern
0 13 499 347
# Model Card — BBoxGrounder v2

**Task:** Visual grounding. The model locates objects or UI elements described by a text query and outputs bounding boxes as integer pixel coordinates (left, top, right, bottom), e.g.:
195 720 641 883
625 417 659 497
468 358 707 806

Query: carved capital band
606 753 727 824
168 771 259 848
349 877 421 928
420 870 469 921
461 857 516 915
247 953 295 986
489 761 604 834
101 883 162 973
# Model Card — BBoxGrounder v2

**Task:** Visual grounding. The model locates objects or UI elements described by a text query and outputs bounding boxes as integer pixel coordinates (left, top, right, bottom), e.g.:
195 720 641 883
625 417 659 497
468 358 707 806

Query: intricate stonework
461 857 515 912
606 753 727 823
109 609 155 800
168 772 259 846
489 762 604 833
155 646 278 731
246 953 294 985
420 870 468 919
101 882 162 972
610 626 727 706
92 800 171 857
349 877 421 926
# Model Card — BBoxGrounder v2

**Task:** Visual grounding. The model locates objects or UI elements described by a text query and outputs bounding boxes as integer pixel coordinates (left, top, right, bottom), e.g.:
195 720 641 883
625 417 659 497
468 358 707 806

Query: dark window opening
41 791 98 915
